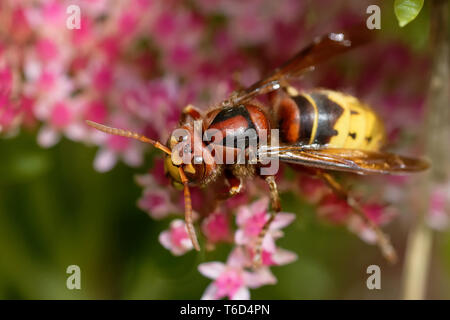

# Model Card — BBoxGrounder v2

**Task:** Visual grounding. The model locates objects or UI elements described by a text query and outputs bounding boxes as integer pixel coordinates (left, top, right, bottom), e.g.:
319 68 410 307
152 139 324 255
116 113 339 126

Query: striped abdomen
277 89 386 151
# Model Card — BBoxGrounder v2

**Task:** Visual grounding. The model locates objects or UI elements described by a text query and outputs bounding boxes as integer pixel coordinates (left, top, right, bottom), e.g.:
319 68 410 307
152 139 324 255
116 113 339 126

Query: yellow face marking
172 181 184 190
184 164 196 175
170 136 178 148
164 155 182 183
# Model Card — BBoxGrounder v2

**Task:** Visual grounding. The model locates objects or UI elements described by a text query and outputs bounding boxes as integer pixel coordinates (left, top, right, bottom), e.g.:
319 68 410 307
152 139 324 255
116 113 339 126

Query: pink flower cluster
0 0 314 171
297 174 396 244
138 160 297 299
159 197 297 300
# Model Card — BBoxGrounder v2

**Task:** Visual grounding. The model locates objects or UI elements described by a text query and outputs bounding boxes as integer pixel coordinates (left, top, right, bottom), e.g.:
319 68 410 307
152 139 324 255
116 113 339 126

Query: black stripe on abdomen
292 95 315 144
309 92 344 145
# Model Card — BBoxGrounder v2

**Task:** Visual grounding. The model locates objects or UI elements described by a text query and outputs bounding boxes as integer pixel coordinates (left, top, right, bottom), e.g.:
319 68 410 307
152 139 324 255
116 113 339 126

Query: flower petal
272 248 298 265
251 197 269 214
158 230 173 251
198 262 226 280
234 229 247 245
123 145 143 167
231 286 250 300
236 206 251 227
227 247 249 268
37 126 60 147
243 267 277 289
201 283 218 300
270 213 296 230
94 148 117 172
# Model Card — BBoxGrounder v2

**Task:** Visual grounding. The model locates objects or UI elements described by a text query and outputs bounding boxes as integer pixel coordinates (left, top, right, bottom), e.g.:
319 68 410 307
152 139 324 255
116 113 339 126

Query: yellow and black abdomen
276 89 386 151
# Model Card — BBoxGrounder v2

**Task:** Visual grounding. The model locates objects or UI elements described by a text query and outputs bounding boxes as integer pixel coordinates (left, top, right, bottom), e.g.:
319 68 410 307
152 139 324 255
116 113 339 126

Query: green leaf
394 0 425 27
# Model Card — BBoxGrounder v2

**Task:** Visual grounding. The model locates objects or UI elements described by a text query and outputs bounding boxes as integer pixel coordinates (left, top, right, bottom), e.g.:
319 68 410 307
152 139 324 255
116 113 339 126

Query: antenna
86 120 171 155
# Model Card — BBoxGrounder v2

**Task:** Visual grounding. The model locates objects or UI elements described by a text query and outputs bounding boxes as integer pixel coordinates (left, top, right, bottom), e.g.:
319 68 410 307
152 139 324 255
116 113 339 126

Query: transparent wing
227 25 375 105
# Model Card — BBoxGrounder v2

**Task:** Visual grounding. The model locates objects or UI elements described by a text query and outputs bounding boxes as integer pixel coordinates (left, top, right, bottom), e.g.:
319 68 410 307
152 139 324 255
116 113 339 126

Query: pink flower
93 65 114 92
118 11 138 36
298 174 329 204
165 44 195 72
159 219 194 256
138 187 178 220
93 144 143 172
37 101 85 148
71 16 94 46
36 38 59 62
41 1 66 25
0 102 19 133
198 247 276 300
235 198 295 246
89 117 144 172
247 235 297 267
0 68 13 94
317 193 352 224
50 102 72 129
83 100 108 124
153 11 177 39
225 192 249 210
202 211 232 244
137 159 170 187
427 184 450 230
136 166 181 220
347 215 378 244
363 203 394 226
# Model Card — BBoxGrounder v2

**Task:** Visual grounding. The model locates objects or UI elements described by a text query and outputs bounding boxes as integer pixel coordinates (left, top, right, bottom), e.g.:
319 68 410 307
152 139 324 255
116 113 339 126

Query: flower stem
401 0 449 300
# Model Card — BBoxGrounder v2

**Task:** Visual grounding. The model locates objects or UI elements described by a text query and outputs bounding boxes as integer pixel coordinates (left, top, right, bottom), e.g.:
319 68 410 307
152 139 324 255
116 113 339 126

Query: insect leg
316 170 398 264
226 170 244 196
213 171 244 203
253 175 281 268
207 171 244 217
180 104 203 122
178 167 201 251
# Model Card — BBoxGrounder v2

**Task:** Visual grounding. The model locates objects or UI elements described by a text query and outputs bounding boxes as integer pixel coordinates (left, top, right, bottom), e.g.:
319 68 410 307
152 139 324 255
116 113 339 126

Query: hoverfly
87 26 429 264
